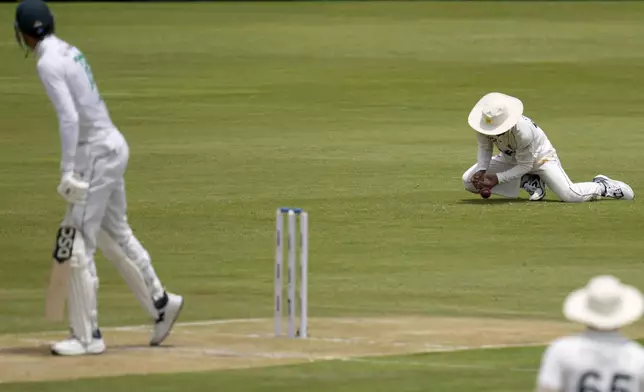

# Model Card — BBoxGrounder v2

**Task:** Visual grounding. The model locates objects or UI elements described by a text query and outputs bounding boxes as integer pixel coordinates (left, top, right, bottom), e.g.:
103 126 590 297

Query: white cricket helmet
467 92 524 136
563 275 644 330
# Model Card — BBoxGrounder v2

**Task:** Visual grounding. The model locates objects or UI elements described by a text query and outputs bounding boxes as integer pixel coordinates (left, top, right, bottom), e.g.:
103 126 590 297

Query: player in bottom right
537 275 644 392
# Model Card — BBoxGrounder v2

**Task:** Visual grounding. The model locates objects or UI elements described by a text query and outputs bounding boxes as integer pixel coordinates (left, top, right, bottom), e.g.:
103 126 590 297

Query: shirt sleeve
476 133 493 171
496 125 534 184
536 341 564 392
37 60 79 174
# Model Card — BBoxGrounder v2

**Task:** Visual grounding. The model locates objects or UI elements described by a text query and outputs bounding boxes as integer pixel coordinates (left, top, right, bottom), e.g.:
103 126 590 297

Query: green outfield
1 1 644 390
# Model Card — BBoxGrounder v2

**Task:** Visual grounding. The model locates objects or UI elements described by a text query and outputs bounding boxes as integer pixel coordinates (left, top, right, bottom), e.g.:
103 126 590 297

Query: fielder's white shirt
537 331 644 392
35 35 116 174
476 115 556 184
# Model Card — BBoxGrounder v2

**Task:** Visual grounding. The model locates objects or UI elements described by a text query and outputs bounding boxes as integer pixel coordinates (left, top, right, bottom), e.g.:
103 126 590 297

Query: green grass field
2 0 644 390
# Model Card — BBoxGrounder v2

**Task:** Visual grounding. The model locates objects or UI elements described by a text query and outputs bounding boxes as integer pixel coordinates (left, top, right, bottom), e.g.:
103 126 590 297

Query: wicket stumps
274 207 308 338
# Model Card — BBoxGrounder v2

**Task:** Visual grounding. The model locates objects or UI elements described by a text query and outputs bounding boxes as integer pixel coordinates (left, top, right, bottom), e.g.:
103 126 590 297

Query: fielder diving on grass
536 275 644 392
15 0 184 356
463 92 634 202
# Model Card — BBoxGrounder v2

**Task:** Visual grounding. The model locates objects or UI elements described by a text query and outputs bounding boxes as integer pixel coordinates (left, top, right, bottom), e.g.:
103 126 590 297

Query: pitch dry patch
0 316 638 382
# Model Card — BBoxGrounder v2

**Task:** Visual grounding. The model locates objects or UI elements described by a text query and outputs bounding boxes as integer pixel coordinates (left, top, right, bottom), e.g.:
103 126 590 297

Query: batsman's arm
476 133 493 171
37 60 79 175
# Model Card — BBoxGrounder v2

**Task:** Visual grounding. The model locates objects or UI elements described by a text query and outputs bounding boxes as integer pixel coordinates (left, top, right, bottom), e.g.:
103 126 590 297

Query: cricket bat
45 227 76 322
45 259 70 321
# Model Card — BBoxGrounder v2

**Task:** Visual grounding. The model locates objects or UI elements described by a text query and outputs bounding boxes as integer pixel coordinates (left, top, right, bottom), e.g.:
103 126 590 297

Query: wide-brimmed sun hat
467 92 524 136
563 275 644 330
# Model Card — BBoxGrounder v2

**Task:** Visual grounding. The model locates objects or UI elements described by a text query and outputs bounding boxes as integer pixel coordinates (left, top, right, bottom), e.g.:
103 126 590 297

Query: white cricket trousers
462 153 603 202
61 130 164 338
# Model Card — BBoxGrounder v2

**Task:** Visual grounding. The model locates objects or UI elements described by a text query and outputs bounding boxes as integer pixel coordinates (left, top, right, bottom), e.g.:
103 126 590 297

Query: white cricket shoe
150 292 184 346
51 329 105 356
593 175 634 200
522 174 546 201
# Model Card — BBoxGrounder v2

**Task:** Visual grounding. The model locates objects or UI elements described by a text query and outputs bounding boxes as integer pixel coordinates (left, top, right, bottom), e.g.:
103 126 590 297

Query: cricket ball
480 188 491 199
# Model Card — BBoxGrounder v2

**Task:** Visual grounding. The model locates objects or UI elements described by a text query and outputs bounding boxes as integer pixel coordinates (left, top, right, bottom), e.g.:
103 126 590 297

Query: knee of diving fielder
462 172 478 193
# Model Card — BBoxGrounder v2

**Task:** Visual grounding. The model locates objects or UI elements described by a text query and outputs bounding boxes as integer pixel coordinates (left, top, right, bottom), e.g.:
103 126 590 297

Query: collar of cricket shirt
582 329 627 341
34 34 56 59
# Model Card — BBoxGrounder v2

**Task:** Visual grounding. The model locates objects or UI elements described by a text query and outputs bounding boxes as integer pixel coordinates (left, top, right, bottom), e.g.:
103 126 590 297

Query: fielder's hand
57 172 89 205
480 173 499 189
470 170 486 190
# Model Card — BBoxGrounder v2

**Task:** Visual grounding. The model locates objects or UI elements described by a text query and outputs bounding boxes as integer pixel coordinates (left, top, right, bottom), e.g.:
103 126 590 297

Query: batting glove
57 172 89 205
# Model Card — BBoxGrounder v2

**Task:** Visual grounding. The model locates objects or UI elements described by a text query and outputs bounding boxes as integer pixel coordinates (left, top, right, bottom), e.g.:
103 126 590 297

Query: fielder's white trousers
61 130 164 340
462 153 602 202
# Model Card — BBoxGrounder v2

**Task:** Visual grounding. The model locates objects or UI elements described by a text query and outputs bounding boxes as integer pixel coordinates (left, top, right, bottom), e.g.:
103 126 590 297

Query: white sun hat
563 275 644 330
467 92 524 136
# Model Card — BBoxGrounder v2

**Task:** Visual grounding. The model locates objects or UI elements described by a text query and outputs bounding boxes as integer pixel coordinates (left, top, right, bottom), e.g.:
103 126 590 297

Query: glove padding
57 172 89 205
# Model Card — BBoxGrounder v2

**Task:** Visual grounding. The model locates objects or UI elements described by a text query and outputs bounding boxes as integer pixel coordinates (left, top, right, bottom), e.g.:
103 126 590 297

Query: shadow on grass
456 198 563 205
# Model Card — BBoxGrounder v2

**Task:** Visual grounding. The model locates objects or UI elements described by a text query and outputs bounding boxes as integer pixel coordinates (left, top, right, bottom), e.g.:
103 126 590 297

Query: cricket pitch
1 316 642 383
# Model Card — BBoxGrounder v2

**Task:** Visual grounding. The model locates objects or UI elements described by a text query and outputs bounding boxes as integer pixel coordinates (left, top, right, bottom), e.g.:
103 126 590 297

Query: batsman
15 0 184 355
